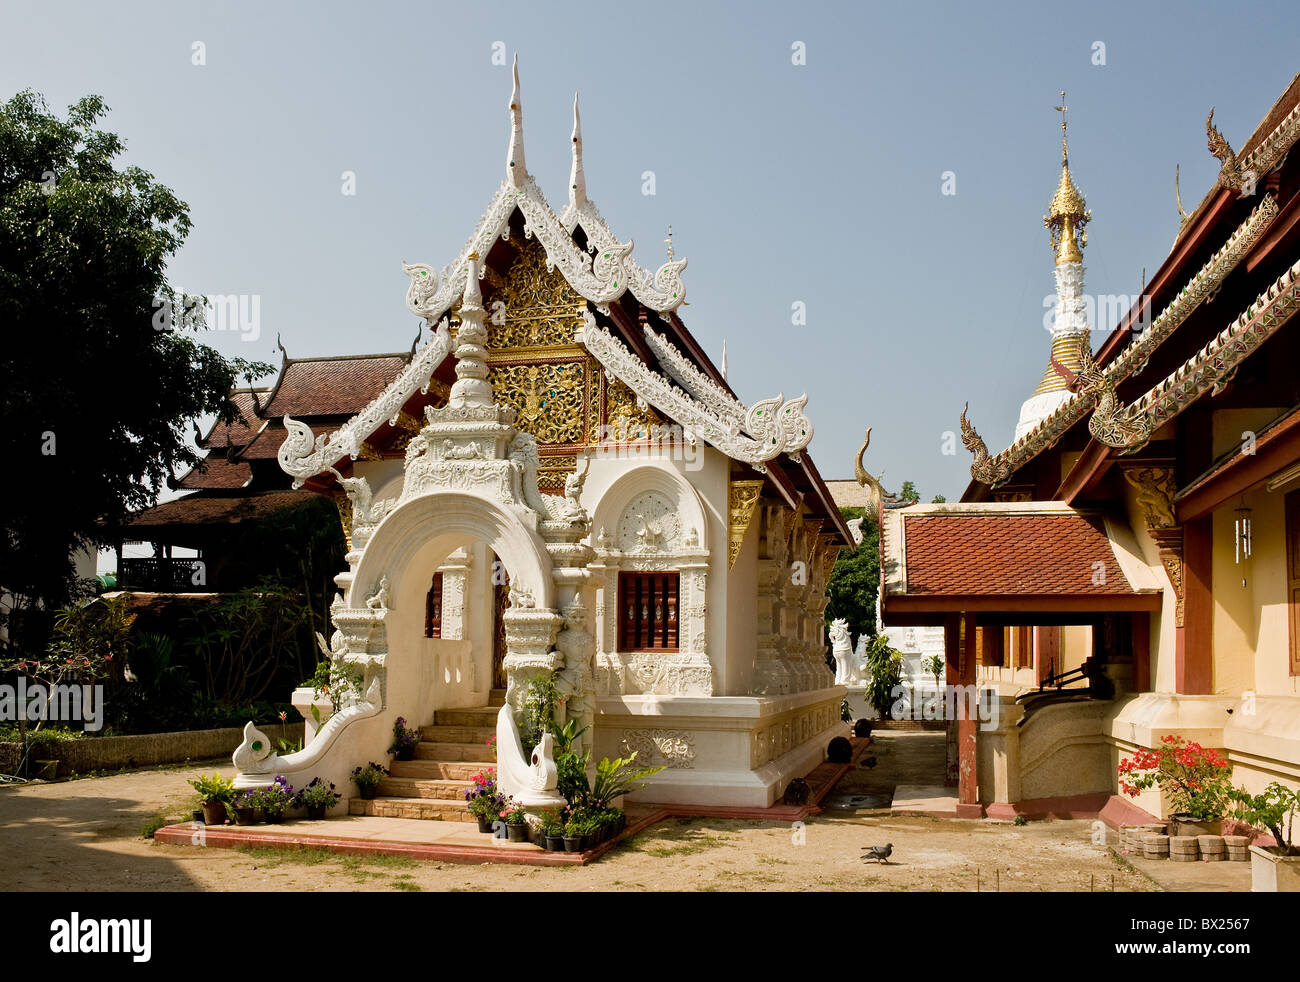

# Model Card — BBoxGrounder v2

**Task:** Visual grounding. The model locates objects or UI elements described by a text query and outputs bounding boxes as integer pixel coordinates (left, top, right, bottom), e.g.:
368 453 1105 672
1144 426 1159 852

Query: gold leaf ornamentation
727 480 765 570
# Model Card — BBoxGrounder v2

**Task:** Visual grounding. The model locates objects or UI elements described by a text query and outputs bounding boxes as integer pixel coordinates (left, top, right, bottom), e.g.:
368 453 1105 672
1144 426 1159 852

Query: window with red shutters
617 571 679 652
425 572 444 639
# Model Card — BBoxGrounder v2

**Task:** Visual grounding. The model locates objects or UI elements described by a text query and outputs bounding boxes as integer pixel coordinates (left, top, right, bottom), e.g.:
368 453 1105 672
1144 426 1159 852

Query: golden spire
1043 90 1090 265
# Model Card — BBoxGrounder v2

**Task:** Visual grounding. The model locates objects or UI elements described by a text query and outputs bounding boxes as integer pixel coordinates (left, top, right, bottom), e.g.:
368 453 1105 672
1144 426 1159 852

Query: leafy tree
825 507 879 642
899 480 920 503
0 91 270 638
863 633 904 718
931 494 947 503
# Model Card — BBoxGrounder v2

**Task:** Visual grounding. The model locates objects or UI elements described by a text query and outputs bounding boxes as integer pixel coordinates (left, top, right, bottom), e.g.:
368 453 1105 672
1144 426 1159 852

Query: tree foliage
825 506 879 642
0 91 269 623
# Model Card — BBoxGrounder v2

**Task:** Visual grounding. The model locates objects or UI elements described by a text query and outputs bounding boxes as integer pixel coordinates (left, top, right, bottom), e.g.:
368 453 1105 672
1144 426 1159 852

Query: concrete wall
0 722 303 776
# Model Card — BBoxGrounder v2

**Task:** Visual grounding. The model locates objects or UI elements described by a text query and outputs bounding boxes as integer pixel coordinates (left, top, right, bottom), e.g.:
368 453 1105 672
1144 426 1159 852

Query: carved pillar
553 598 596 757
502 607 564 713
437 548 471 641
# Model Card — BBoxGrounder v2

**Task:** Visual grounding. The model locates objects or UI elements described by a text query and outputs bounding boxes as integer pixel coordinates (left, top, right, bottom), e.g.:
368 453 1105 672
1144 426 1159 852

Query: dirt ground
0 732 1161 892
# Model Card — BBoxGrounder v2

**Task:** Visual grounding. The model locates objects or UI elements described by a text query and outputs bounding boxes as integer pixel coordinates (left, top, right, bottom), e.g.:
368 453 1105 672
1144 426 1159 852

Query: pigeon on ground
862 843 893 864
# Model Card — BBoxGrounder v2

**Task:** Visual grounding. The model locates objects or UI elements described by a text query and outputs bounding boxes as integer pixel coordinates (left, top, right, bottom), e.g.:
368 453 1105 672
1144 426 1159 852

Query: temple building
117 349 432 591
228 61 851 810
879 75 1300 821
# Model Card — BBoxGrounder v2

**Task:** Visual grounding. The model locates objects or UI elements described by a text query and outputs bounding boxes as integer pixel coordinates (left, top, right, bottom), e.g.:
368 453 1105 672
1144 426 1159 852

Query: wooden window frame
617 571 680 652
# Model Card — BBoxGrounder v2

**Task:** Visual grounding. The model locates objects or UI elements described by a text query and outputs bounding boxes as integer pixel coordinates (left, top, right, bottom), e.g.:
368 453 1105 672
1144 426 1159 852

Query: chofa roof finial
507 54 527 187
569 92 586 206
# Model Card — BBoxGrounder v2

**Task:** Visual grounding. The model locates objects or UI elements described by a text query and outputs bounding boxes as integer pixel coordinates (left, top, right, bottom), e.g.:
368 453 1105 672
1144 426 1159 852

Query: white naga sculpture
829 618 867 685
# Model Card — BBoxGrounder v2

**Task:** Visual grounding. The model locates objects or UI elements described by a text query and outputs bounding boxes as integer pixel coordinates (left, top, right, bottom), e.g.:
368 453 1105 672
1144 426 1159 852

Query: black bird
862 843 893 864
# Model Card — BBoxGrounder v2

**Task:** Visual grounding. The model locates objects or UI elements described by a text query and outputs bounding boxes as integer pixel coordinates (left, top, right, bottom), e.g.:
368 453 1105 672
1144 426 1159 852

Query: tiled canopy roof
901 513 1126 596
879 502 1161 618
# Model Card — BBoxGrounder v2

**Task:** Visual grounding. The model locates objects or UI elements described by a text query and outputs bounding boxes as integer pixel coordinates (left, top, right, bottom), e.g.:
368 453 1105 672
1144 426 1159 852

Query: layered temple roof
273 57 849 542
961 72 1300 500
127 349 425 542
134 58 849 546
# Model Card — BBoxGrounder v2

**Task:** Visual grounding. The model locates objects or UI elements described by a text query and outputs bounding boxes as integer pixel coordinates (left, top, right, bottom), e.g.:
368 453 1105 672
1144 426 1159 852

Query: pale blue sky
4 0 1298 501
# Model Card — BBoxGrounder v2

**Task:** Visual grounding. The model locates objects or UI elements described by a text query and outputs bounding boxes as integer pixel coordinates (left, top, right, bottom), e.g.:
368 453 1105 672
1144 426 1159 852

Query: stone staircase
349 690 504 822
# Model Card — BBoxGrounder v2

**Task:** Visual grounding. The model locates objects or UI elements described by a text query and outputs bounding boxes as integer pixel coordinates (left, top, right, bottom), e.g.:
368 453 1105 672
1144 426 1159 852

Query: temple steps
388 759 492 781
376 777 473 800
350 700 504 822
413 741 494 762
349 796 476 822
420 724 496 744
432 707 500 727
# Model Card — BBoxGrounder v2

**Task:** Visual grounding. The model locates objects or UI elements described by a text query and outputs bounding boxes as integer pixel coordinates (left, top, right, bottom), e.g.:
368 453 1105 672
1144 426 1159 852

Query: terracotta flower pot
200 801 227 826
231 806 258 826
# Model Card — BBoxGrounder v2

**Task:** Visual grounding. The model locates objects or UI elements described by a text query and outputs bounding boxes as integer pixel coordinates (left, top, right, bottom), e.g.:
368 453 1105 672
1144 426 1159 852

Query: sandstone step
421 724 496 744
389 759 495 781
377 777 474 801
414 741 495 762
434 707 500 727
350 796 477 822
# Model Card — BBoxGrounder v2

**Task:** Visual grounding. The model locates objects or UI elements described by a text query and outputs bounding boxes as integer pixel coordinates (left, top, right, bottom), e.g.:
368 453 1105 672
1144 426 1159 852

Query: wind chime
1234 499 1253 587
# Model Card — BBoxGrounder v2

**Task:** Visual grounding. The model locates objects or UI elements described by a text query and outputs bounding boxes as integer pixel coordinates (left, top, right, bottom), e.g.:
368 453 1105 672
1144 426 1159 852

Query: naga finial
1207 107 1244 192
569 92 586 206
507 54 526 187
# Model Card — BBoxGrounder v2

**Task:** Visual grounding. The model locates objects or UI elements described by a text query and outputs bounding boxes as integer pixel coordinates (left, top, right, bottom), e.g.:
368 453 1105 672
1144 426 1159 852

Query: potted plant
464 769 503 833
294 777 341 820
1229 782 1300 892
539 808 565 851
596 808 623 843
562 813 589 853
501 799 529 843
230 789 261 826
389 717 421 761
253 777 294 824
1117 735 1231 836
588 752 665 811
188 772 235 826
351 761 389 800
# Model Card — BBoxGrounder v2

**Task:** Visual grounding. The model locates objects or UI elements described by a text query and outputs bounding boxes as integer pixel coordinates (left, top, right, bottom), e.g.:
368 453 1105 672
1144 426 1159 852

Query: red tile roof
177 455 253 490
199 390 268 451
262 355 408 417
240 419 344 460
900 512 1131 596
